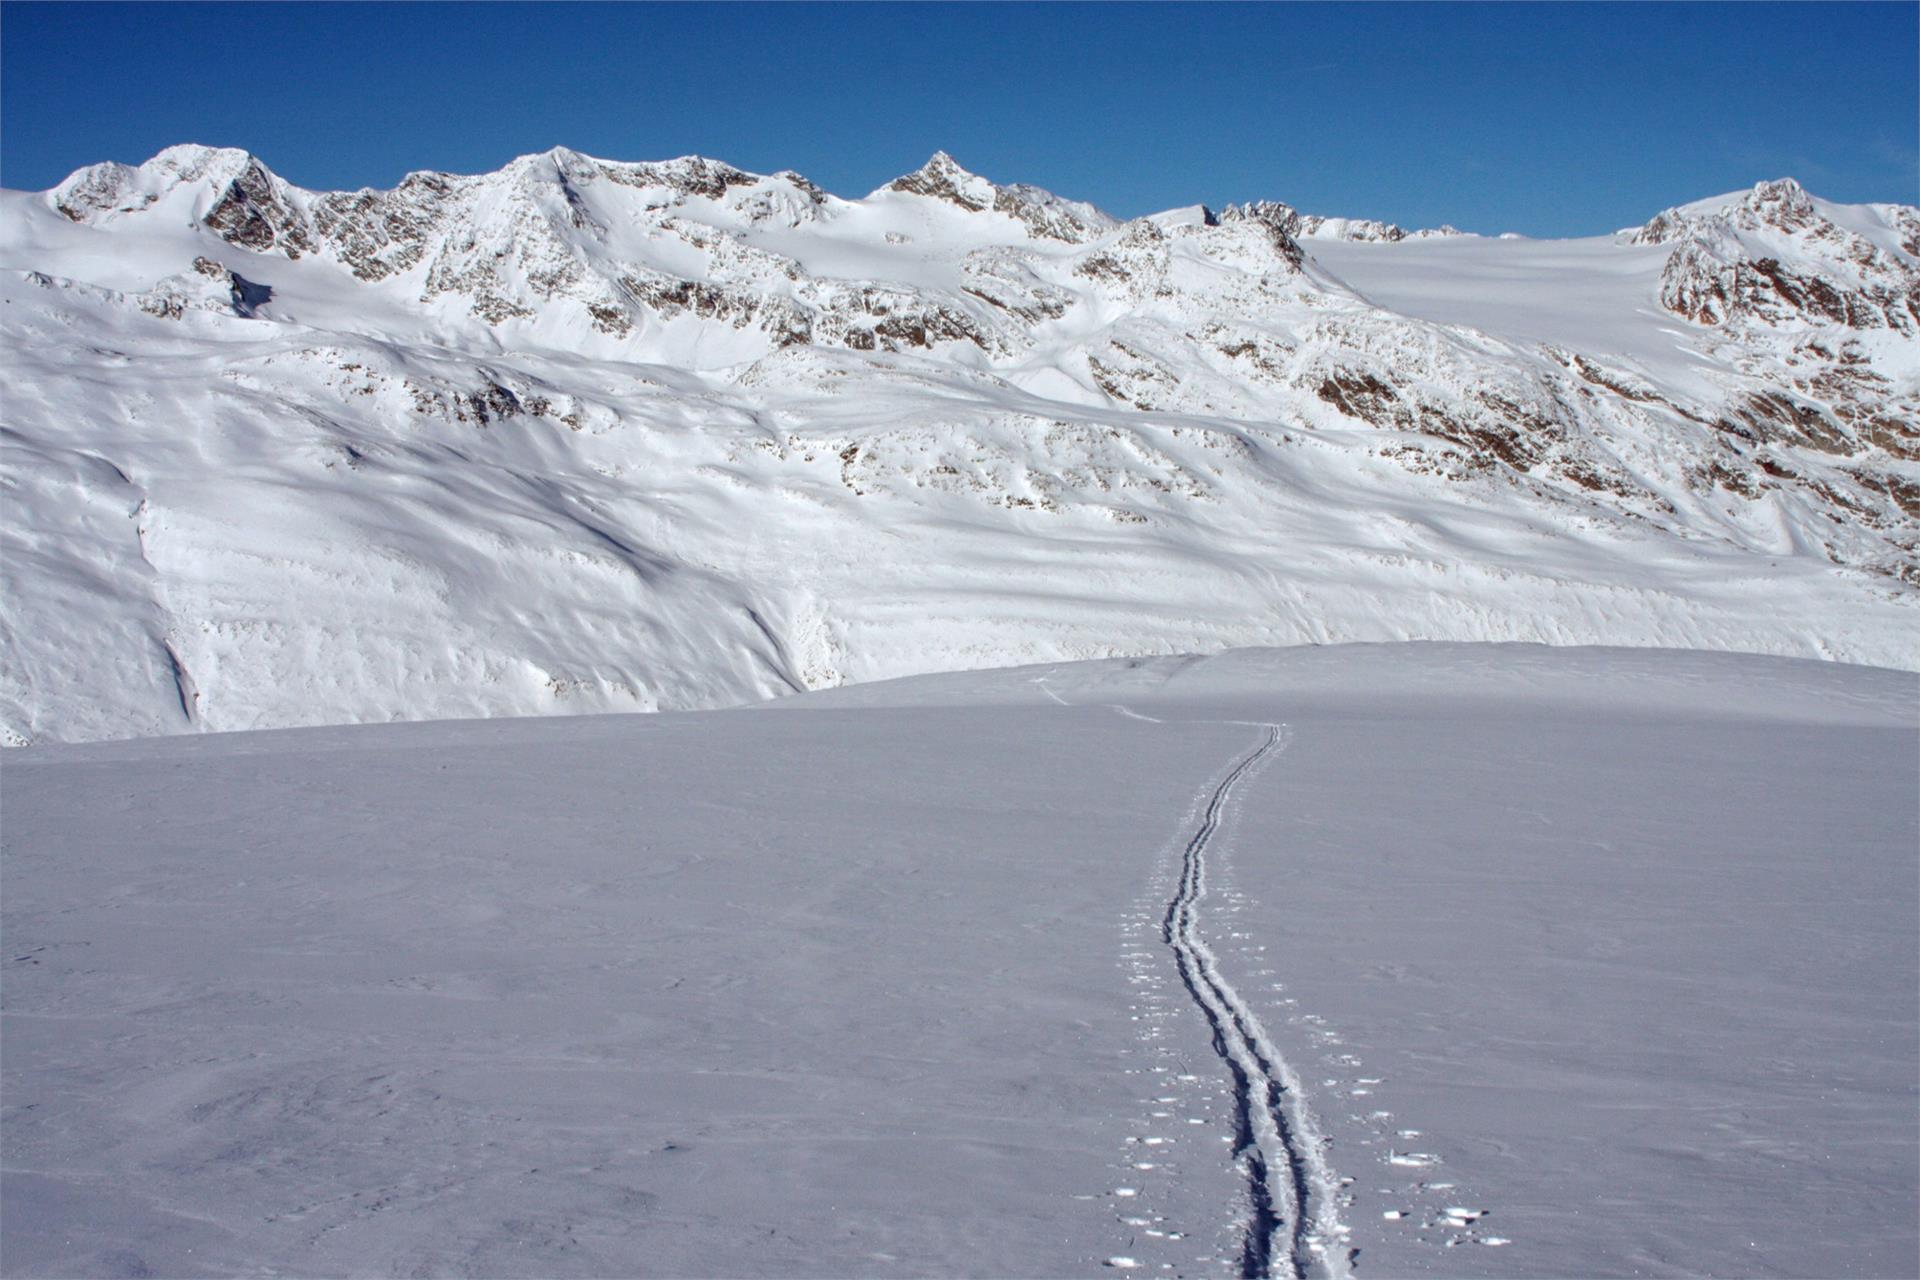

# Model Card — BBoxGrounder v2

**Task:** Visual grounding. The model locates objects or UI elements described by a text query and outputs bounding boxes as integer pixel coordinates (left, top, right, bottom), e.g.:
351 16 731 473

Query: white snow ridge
2 147 1917 1280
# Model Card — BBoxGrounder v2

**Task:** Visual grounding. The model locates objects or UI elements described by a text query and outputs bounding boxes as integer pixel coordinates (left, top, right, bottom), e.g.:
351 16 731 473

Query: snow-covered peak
142 143 261 184
1218 200 1295 228
503 145 606 188
45 160 145 220
1623 177 1920 331
1630 177 1824 245
877 151 1114 243
1738 176 1818 230
485 150 840 234
487 149 780 209
49 144 281 223
47 146 328 264
882 150 997 210
1626 176 1917 266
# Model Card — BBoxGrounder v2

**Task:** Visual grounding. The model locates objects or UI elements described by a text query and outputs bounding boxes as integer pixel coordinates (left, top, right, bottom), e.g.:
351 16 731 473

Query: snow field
3 644 1914 1276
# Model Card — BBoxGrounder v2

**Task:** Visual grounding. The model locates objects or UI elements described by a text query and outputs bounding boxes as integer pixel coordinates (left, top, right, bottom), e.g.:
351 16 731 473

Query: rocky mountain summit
3 147 1916 742
1630 177 1918 332
883 150 1116 244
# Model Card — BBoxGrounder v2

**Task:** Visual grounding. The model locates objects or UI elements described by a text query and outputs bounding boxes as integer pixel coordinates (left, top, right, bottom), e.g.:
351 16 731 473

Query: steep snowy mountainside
2 147 1916 743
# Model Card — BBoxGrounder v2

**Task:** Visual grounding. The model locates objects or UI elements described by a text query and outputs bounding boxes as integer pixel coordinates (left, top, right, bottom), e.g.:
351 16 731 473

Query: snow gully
1160 723 1350 1280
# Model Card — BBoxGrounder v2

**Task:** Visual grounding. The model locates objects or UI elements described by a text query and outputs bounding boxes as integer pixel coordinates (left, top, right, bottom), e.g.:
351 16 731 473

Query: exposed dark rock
202 157 314 259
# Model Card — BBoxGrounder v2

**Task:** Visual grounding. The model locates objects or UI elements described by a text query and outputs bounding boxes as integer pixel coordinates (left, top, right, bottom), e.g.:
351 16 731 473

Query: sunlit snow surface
4 155 1917 746
4 644 1914 1277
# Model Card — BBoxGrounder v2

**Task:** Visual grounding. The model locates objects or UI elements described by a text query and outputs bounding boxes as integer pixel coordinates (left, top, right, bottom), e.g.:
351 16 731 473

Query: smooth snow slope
1307 235 1706 385
4 644 1914 1278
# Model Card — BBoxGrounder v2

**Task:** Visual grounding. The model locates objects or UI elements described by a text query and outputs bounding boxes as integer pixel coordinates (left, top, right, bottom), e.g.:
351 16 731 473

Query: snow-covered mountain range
3 147 1915 743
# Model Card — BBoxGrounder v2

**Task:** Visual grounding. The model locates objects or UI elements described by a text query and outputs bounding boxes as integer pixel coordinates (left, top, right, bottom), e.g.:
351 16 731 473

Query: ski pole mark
1161 722 1350 1280
1030 676 1071 706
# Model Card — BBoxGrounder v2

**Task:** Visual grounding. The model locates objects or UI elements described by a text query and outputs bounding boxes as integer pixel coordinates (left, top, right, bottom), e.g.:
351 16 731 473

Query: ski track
1161 722 1351 1280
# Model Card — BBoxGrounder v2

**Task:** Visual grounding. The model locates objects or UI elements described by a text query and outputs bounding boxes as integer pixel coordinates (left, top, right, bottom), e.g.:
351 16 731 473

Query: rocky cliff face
3 148 1915 742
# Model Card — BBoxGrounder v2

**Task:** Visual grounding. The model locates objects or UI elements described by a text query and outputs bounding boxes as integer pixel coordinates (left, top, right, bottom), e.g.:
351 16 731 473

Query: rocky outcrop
1634 178 1920 333
201 156 314 258
1219 200 1462 244
1659 240 1917 332
310 172 457 282
885 150 998 211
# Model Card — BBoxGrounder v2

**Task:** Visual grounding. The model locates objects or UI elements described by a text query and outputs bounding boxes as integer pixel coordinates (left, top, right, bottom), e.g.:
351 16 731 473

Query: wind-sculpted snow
4 645 1914 1277
2 149 1917 742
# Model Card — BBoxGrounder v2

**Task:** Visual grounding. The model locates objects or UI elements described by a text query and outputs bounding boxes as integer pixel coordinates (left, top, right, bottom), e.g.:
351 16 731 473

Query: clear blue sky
2 2 1914 236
